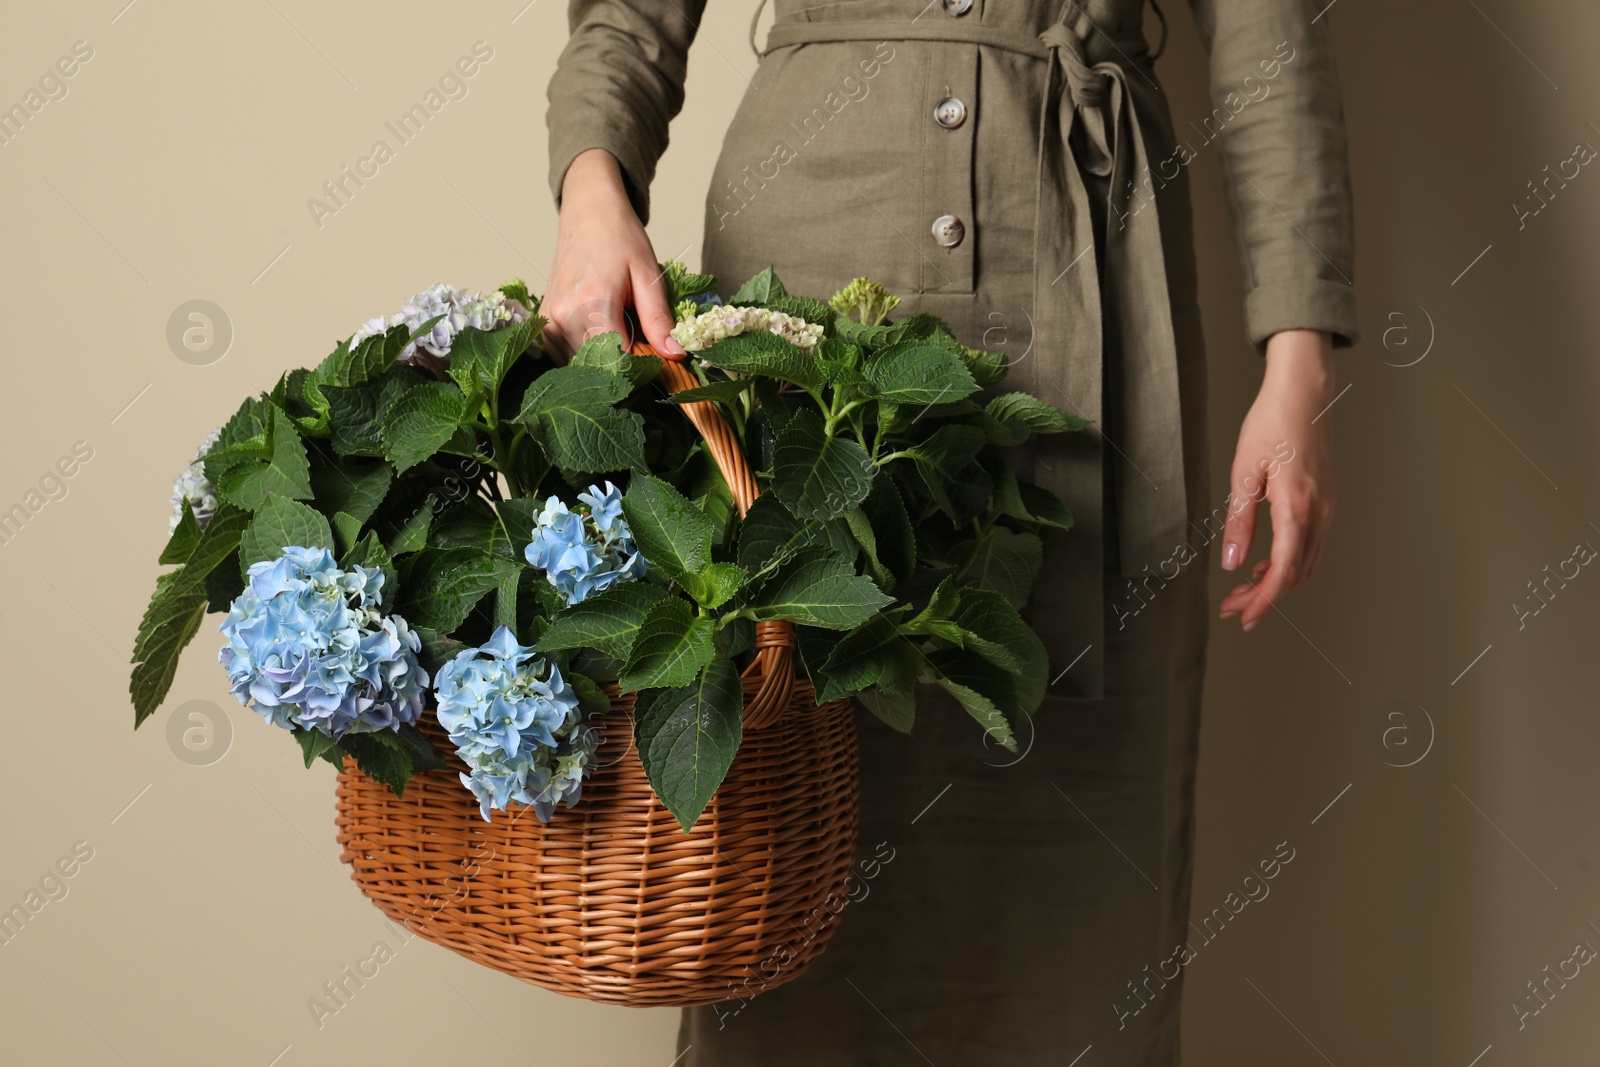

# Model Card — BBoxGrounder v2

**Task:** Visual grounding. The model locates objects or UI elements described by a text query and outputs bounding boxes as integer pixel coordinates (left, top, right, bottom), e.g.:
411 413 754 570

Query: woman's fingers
1220 461 1265 572
631 262 687 359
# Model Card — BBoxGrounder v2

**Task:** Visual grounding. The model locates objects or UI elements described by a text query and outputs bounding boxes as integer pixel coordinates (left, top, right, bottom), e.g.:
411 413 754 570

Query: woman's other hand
541 148 687 361
1218 329 1337 632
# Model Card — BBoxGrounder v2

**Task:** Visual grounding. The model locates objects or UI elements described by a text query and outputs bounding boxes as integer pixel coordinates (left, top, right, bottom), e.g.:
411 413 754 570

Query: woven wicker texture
334 340 861 1005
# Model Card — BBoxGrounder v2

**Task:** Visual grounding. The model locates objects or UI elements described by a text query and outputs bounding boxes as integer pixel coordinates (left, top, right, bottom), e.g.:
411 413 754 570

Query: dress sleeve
545 0 708 225
1184 0 1359 351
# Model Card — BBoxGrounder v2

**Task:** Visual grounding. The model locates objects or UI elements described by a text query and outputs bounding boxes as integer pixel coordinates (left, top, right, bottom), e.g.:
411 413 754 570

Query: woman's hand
540 148 687 362
1218 329 1337 632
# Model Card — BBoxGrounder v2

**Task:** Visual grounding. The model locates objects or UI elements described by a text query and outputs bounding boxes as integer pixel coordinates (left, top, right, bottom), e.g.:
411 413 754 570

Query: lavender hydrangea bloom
349 282 532 362
524 482 649 605
168 426 222 533
217 546 428 740
433 626 599 822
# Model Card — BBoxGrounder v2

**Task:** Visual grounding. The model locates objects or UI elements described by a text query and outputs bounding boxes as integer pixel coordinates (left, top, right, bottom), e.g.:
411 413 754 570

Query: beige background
1 0 1596 1063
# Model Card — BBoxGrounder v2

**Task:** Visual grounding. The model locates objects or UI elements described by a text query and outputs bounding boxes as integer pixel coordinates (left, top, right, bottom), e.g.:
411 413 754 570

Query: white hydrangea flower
169 426 222 533
350 283 533 363
670 305 824 353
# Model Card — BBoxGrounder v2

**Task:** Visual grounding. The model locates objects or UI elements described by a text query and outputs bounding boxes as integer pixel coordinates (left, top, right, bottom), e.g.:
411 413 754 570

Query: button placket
941 0 972 16
920 51 976 292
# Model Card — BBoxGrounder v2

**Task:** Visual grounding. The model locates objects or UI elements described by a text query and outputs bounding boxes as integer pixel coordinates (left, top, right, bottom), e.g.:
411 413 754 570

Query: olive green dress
547 0 1357 1061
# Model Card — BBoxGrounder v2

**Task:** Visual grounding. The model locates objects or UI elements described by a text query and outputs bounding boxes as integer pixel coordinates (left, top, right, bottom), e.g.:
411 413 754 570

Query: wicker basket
333 342 861 1007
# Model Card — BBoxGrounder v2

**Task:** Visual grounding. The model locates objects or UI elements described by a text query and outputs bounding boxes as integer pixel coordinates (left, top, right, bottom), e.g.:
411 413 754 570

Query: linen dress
546 1 1357 1062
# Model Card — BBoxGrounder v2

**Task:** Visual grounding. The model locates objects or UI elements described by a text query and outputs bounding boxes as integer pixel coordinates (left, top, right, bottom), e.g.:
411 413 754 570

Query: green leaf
400 549 519 631
621 474 714 585
388 505 432 555
492 568 519 631
931 671 1017 753
861 472 915 583
961 528 1044 609
663 377 756 405
331 323 411 387
904 424 990 523
663 262 718 303
338 731 414 797
729 266 788 304
862 341 979 405
130 585 208 727
772 410 875 522
380 383 469 474
159 501 202 565
513 365 646 473
297 730 343 768
619 597 717 691
332 511 361 553
948 588 1032 675
571 330 660 388
216 407 314 510
841 506 893 591
634 657 744 832
536 582 669 659
698 330 823 393
395 722 447 773
680 562 747 610
413 626 468 674
448 318 539 398
166 504 251 595
322 380 387 457
239 497 336 570
748 548 894 630
858 685 916 733
815 614 918 704
309 455 393 528
736 494 822 575
981 392 1091 444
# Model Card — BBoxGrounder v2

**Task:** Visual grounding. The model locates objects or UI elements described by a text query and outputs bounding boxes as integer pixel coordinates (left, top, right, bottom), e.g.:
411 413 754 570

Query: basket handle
630 341 795 730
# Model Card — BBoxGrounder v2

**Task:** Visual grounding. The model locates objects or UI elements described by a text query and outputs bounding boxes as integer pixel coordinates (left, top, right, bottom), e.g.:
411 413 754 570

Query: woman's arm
1185 0 1358 629
543 0 707 359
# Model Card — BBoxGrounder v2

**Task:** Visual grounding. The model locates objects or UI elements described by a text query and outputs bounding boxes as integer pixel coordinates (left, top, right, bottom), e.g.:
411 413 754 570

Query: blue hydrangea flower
168 426 222 533
433 626 599 822
524 482 649 605
217 546 428 740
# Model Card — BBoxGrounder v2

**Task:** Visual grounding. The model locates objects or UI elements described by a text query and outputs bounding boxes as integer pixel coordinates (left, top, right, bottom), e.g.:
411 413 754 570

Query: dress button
933 97 967 129
941 0 972 15
931 214 965 248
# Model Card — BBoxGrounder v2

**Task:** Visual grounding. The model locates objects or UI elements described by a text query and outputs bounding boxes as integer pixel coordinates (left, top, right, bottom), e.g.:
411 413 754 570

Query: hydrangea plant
131 265 1086 830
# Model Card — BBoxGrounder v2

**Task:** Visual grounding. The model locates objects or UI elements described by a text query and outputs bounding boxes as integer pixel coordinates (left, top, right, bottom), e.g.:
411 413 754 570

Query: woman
543 0 1354 1062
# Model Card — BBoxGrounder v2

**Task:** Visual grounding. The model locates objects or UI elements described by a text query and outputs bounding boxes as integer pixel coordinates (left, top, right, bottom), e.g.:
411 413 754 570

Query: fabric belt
754 4 1189 701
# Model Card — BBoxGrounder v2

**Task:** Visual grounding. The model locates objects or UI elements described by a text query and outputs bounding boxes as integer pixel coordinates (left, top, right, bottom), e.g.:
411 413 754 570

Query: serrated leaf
332 510 361 553
736 494 822 575
961 528 1044 609
983 392 1090 439
297 730 343 768
309 455 393 528
862 341 979 405
663 377 756 405
380 383 468 474
129 587 208 726
729 266 788 304
449 318 539 399
857 685 916 733
748 548 894 630
681 562 747 610
395 722 447 772
159 501 201 565
621 474 713 585
388 505 432 555
239 497 336 570
772 409 875 522
535 582 668 659
571 330 660 387
698 330 823 392
322 380 386 457
634 657 744 832
904 423 990 523
619 597 717 691
513 365 646 473
216 407 314 511
399 549 518 631
861 471 915 583
815 614 917 704
339 731 414 797
930 670 1017 753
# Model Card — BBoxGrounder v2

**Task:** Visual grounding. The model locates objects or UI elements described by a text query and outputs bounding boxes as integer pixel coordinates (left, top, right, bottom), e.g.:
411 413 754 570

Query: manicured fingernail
1242 618 1258 632
1222 542 1241 570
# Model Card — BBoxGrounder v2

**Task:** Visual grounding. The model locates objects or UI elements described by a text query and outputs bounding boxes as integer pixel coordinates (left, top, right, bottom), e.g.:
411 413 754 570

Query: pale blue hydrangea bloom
524 482 649 605
433 626 598 822
168 426 222 533
217 546 428 740
349 282 532 361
